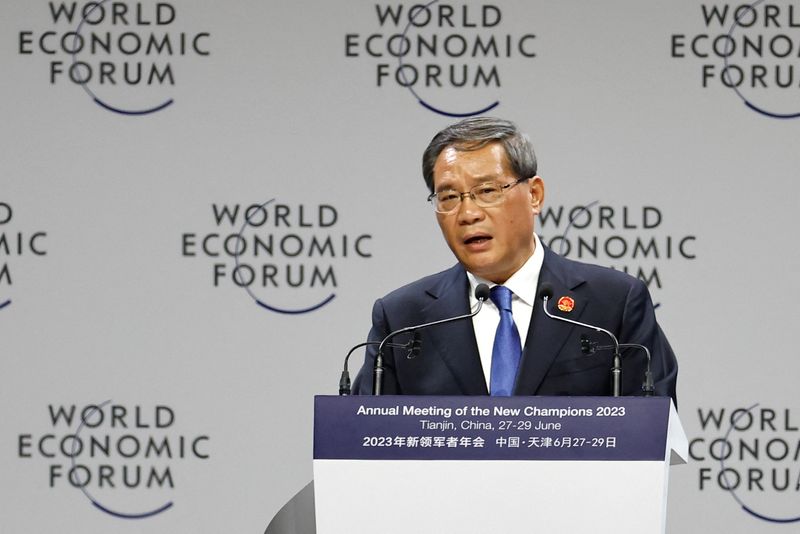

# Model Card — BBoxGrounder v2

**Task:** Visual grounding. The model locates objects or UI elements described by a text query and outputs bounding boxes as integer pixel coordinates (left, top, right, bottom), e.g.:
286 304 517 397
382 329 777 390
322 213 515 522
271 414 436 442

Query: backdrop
3 0 799 532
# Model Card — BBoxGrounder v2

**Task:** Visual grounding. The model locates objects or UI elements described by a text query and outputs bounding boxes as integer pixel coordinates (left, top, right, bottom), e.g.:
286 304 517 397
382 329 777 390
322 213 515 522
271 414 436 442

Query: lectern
313 396 686 534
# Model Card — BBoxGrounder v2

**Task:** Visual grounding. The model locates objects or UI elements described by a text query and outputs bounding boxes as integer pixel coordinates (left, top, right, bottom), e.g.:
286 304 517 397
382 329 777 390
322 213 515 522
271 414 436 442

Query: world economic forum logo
181 197 373 315
344 0 536 117
691 403 800 524
671 0 800 119
17 400 210 520
17 0 211 115
0 202 48 310
537 200 697 308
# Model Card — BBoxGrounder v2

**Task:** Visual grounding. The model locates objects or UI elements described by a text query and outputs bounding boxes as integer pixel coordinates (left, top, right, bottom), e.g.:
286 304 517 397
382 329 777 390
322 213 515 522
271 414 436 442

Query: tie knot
490 285 513 312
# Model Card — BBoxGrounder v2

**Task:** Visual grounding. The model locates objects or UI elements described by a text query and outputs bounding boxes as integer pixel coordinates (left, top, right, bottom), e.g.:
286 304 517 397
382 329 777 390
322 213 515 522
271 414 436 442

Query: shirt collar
467 233 544 306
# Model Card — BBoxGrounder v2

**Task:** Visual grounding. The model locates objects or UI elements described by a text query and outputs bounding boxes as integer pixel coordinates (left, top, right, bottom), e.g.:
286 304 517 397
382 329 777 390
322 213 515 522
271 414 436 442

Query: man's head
422 117 545 284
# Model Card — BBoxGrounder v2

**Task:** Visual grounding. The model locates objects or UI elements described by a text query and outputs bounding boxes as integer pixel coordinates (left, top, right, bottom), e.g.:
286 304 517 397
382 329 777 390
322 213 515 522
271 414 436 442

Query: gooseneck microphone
580 336 655 396
372 283 491 395
338 338 419 396
537 284 623 397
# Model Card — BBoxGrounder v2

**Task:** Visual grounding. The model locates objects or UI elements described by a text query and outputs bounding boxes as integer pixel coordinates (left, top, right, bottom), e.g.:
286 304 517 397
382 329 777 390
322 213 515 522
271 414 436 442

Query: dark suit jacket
352 247 677 402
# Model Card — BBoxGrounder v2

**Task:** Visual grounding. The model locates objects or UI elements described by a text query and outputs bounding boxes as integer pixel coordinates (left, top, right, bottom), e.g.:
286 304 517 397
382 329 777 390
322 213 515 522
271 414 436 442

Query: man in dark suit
353 117 677 400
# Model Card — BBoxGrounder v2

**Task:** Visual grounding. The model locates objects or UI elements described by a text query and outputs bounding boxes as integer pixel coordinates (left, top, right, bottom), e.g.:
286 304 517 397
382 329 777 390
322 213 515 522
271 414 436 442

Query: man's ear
529 176 545 214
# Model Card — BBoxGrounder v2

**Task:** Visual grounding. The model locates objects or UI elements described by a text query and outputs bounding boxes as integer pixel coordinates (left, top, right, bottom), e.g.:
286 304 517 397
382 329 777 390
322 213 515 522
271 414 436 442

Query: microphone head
474 283 490 301
537 283 554 301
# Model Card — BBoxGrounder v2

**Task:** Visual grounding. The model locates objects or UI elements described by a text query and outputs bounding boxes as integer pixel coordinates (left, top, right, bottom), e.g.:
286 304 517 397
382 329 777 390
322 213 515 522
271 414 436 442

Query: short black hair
422 117 537 192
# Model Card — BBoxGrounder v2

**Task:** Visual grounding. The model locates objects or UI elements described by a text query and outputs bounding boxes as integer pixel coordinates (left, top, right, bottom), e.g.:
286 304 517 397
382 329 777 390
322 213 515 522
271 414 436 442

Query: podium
312 396 687 534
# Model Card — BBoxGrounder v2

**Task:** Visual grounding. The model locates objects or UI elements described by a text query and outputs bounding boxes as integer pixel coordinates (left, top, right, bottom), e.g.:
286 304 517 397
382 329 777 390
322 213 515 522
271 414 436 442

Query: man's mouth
464 235 492 245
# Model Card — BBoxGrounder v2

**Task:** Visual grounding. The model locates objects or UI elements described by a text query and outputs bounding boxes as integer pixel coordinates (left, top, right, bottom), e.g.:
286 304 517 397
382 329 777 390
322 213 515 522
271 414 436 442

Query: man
353 117 677 401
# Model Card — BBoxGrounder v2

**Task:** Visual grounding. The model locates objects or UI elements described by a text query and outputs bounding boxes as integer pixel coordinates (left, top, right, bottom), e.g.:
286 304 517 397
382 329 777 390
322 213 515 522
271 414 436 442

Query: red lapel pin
557 296 575 312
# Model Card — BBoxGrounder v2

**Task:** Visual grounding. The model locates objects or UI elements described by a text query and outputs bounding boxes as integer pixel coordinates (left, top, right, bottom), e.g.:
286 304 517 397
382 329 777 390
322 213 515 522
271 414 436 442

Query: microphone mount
538 285 623 397
580 335 655 396
339 339 419 396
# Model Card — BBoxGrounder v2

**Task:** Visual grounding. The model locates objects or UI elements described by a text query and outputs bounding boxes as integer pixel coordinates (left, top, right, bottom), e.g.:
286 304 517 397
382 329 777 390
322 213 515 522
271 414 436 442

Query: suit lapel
421 265 488 395
514 248 588 395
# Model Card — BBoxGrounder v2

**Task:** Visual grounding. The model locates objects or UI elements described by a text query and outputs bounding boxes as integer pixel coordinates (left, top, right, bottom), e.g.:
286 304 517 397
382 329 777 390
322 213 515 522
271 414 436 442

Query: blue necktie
489 285 522 396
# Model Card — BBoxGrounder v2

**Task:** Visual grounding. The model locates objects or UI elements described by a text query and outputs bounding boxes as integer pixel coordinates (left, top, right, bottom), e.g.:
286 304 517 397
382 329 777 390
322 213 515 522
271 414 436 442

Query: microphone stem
372 299 485 396
542 295 622 397
592 343 653 396
611 352 622 397
341 341 413 396
373 357 384 396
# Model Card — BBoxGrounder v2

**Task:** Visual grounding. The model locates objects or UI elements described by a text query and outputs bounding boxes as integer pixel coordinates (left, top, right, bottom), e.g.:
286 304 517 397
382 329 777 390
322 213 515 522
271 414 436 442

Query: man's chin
461 259 499 281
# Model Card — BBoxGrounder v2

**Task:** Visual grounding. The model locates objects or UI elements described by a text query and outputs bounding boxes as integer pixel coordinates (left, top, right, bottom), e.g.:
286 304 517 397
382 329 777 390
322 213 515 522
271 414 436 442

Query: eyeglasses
427 177 531 214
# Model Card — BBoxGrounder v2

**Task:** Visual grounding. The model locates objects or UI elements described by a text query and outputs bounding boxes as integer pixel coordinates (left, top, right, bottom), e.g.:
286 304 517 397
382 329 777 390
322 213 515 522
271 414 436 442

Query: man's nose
457 195 485 224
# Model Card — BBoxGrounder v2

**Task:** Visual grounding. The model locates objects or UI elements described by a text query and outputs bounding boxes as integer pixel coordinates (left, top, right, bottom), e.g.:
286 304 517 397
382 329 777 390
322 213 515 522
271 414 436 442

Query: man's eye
438 192 459 201
477 185 499 195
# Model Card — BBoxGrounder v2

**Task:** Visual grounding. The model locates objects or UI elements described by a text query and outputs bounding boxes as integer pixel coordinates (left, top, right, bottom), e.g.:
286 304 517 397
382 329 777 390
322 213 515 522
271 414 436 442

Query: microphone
580 336 655 396
339 339 419 395
537 284 623 397
372 283 491 395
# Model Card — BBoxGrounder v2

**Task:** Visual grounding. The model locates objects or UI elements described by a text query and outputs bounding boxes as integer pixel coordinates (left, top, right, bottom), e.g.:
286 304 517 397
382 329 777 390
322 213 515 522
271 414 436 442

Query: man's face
432 142 544 284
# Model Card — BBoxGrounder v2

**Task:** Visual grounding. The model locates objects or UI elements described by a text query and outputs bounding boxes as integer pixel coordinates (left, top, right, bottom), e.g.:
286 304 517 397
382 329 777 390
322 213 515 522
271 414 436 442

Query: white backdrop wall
3 1 799 532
